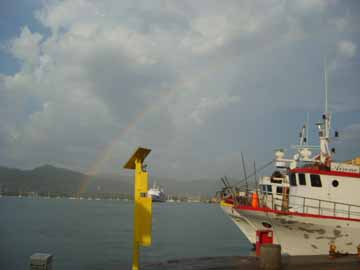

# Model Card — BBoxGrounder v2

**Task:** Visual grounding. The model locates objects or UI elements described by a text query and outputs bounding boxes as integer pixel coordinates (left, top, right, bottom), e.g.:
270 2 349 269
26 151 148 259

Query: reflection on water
0 197 250 270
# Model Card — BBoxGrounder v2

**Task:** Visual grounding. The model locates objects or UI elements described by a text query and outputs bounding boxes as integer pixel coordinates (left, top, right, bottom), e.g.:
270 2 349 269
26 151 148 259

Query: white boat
221 72 360 255
147 183 166 202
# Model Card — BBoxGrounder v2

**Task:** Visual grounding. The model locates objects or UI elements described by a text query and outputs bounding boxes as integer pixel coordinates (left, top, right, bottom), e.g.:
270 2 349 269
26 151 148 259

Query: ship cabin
287 162 360 219
259 171 289 210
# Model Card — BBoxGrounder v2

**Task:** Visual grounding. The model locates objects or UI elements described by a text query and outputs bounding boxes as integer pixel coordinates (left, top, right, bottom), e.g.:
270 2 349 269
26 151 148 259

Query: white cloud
180 1 308 54
292 0 331 12
337 40 357 59
332 16 350 31
0 0 359 179
9 27 42 67
35 0 100 33
190 95 240 125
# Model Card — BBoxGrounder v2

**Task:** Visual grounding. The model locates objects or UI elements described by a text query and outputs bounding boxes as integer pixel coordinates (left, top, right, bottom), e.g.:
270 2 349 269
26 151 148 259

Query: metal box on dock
256 230 273 256
30 253 53 270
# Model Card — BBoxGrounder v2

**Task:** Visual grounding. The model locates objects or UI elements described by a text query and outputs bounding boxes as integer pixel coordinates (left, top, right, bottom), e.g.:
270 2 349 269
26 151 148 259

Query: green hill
0 164 224 197
0 164 86 193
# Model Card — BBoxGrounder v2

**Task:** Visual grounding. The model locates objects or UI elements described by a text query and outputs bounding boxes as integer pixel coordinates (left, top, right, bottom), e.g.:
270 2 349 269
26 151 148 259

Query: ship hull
147 186 166 202
151 196 166 202
223 205 360 255
149 194 166 202
221 203 257 244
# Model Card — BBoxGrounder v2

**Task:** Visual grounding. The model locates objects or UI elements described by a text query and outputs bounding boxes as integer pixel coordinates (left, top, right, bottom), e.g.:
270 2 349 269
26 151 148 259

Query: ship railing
270 194 360 219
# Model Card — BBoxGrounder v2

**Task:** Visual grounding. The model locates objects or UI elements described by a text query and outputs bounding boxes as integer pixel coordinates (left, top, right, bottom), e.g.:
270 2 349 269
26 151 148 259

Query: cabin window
289 173 297 186
271 171 283 184
276 186 283 194
298 173 306 186
261 185 266 193
310 174 322 187
332 180 339 187
271 178 282 184
267 185 272 194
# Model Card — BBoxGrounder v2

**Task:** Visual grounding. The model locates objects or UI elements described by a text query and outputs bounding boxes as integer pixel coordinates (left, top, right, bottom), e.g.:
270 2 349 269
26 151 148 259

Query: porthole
262 222 272 228
332 180 339 187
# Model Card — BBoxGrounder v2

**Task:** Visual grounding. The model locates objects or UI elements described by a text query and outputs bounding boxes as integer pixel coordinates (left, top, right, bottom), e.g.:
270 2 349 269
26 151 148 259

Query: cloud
35 0 100 33
0 0 359 179
9 27 43 68
337 40 357 59
331 16 350 31
190 95 240 125
292 0 331 11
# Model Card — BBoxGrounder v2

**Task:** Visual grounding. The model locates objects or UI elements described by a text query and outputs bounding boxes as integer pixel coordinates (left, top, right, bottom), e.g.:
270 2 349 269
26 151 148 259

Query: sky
0 0 359 180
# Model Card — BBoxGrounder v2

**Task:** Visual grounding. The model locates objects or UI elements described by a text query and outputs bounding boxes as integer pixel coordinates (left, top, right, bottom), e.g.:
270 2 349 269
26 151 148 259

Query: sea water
0 197 250 270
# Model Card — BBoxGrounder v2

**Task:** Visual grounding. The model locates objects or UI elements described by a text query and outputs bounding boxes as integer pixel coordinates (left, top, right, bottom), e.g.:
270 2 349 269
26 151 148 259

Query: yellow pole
132 158 141 270
124 147 152 270
132 241 140 270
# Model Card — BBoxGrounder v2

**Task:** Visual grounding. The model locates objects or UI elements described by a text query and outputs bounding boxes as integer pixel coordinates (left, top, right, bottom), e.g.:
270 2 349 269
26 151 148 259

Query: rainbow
78 88 175 193
77 62 230 194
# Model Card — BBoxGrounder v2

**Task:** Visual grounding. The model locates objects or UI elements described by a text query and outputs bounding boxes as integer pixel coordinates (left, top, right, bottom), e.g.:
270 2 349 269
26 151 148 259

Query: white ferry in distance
147 183 166 202
220 71 360 255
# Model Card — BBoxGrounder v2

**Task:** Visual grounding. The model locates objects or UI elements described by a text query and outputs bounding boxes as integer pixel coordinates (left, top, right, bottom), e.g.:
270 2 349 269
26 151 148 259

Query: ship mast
325 58 328 114
318 60 332 164
274 62 335 169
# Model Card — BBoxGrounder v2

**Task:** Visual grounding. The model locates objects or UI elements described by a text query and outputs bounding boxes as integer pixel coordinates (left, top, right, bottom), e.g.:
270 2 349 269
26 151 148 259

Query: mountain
0 164 86 193
0 165 223 197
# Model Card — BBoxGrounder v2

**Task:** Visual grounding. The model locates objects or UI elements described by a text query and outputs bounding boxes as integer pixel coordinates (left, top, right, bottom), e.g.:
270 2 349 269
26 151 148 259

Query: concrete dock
144 255 360 270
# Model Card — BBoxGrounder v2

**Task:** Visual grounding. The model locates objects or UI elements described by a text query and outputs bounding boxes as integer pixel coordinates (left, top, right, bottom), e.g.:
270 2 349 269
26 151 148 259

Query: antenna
253 160 257 191
317 58 332 163
324 58 328 114
306 112 309 145
241 152 248 194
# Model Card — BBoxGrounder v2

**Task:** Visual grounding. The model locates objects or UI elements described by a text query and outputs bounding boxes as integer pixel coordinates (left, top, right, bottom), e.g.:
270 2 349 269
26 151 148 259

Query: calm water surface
0 197 250 270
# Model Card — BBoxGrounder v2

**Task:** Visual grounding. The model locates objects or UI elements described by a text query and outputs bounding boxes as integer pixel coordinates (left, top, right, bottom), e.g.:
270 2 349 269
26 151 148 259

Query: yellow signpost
124 147 152 270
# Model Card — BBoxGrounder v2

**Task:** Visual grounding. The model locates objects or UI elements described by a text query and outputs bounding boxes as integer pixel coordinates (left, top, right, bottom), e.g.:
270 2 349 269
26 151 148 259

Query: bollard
30 253 53 270
259 244 281 270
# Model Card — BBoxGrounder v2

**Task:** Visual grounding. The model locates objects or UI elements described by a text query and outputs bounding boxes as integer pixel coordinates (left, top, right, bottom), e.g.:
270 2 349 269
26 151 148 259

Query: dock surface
144 255 360 270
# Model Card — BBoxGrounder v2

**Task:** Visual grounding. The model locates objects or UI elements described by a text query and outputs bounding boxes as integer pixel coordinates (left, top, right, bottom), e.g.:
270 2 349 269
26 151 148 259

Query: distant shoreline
0 193 218 204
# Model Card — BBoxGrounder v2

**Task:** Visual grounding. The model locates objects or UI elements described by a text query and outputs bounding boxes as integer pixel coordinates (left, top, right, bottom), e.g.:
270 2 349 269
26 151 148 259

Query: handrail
269 193 360 219
223 189 360 219
289 194 360 209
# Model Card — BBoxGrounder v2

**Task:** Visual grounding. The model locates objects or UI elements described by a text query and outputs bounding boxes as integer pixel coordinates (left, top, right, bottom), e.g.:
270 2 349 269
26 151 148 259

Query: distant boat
147 183 166 202
167 195 175 203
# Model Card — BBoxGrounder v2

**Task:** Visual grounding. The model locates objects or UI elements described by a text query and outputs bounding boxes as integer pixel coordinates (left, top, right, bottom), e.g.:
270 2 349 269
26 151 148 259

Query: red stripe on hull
234 204 360 222
290 167 360 178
